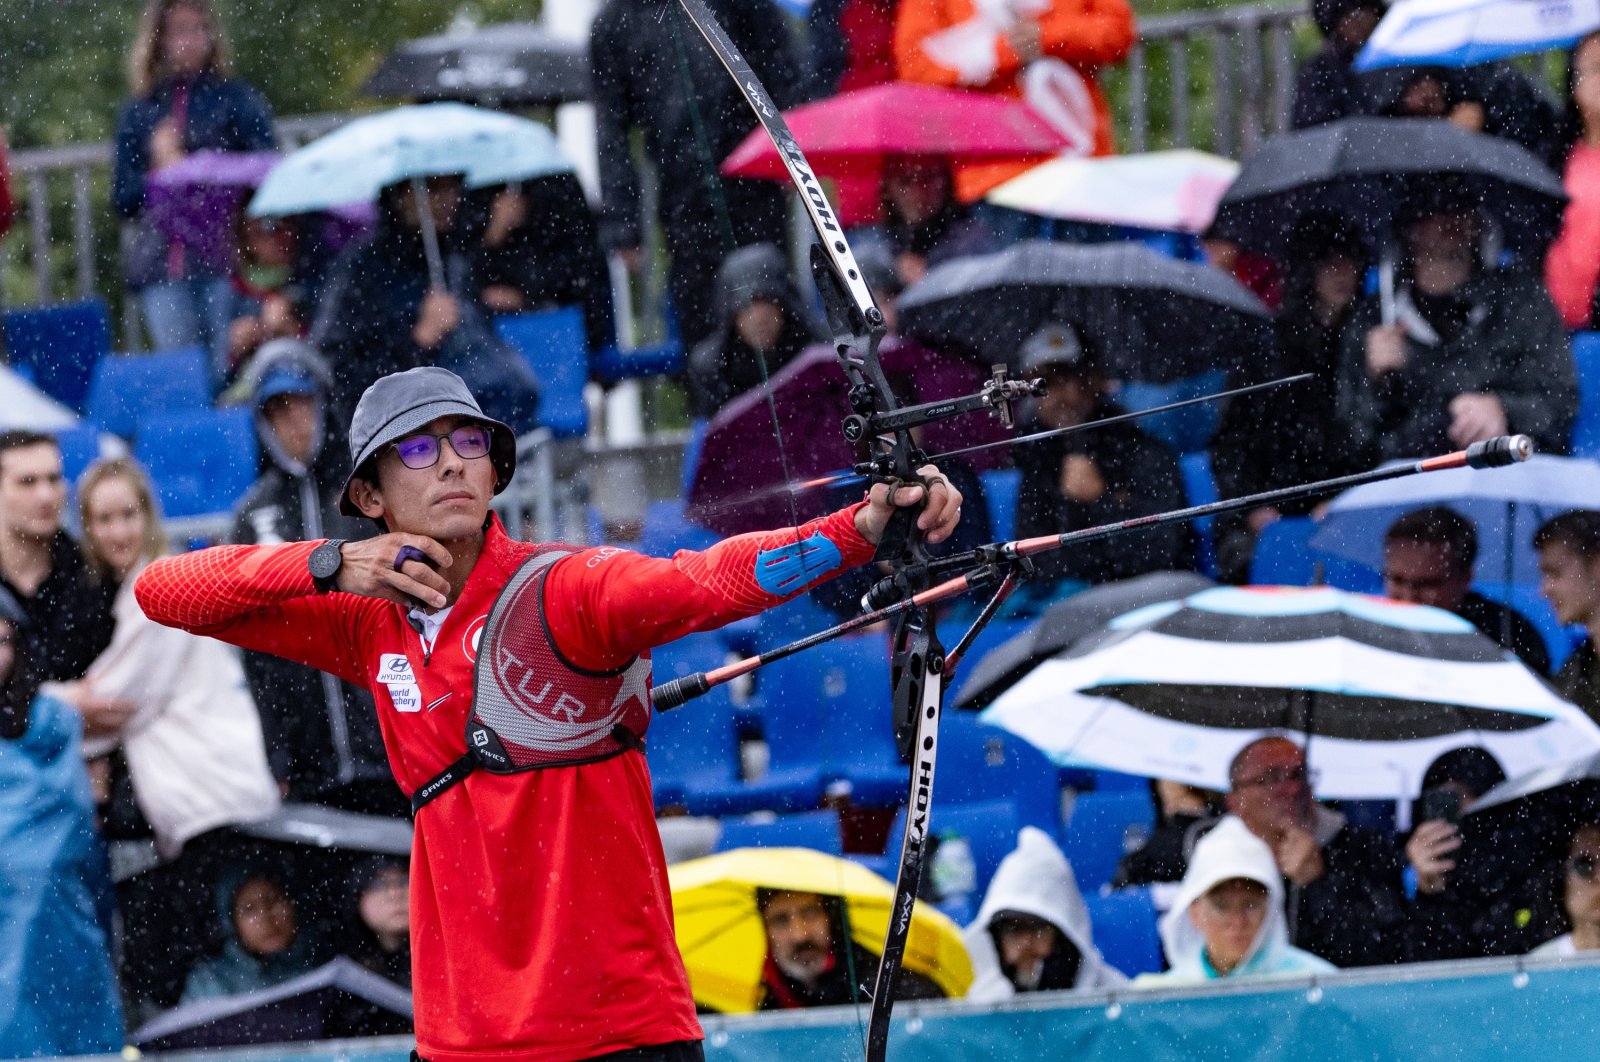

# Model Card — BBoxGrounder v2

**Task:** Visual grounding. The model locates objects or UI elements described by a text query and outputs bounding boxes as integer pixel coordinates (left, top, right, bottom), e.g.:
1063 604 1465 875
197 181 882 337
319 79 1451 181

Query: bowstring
666 7 805 536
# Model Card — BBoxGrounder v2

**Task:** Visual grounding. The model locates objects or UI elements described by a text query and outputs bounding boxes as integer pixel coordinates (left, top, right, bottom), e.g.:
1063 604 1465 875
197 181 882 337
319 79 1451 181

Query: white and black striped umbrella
981 586 1599 799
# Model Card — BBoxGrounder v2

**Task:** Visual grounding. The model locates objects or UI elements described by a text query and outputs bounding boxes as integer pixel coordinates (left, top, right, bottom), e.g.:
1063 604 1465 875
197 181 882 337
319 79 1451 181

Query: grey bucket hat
338 366 517 516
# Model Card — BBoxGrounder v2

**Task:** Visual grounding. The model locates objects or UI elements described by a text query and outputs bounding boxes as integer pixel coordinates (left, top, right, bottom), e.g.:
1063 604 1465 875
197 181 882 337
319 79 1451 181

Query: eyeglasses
1568 856 1600 881
1236 766 1315 790
391 426 492 470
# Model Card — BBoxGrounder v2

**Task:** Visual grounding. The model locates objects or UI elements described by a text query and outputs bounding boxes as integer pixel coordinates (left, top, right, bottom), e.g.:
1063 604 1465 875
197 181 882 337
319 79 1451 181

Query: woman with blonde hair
113 0 276 380
59 457 279 1009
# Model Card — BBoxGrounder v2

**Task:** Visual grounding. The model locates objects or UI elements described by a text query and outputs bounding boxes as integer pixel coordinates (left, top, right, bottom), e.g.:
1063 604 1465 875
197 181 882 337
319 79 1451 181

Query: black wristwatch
309 539 347 594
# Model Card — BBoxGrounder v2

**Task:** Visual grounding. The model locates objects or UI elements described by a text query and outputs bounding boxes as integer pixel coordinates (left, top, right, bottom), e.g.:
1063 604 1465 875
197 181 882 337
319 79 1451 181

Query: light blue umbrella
249 103 573 286
1355 0 1600 71
1310 454 1600 584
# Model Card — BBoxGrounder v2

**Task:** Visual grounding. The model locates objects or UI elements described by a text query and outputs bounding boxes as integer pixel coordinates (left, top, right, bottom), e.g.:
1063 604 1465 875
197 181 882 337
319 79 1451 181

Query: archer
134 365 961 1062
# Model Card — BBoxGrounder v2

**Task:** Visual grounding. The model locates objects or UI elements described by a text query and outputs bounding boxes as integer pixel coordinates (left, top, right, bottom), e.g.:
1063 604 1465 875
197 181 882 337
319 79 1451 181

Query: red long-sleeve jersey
135 508 875 1061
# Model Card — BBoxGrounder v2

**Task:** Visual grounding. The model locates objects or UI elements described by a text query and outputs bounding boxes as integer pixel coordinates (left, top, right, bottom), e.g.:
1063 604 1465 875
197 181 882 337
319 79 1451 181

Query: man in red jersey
135 366 961 1061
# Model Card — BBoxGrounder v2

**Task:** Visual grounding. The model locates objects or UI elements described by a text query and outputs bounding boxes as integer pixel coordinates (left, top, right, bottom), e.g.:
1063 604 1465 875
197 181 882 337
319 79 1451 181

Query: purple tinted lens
450 426 491 458
395 434 440 469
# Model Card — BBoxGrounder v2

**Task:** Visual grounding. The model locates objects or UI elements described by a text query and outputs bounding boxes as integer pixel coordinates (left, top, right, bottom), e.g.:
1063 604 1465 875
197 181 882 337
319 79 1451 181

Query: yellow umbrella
669 846 973 1014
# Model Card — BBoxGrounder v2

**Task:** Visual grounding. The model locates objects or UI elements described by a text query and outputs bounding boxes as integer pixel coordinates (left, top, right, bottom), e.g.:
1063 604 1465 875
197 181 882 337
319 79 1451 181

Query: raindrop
1512 971 1530 989
1105 1002 1123 1020
1305 986 1324 1004
905 1016 924 1035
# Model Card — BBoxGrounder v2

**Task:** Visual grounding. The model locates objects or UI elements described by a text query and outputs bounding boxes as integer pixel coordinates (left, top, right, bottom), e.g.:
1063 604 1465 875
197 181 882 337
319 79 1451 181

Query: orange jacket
894 0 1136 195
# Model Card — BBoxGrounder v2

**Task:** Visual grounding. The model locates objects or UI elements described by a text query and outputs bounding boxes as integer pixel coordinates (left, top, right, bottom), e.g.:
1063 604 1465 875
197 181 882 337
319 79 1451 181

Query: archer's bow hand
855 463 963 547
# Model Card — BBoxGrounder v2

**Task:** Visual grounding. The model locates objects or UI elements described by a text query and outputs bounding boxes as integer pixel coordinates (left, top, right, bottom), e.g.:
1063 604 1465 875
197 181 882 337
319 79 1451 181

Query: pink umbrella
721 83 1069 224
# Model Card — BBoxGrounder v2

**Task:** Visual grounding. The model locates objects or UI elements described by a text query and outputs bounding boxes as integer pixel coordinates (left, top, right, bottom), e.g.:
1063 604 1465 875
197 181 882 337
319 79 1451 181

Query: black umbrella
361 22 590 106
131 958 412 1050
896 240 1271 382
1209 116 1566 258
1470 752 1600 816
239 802 413 856
953 570 1214 711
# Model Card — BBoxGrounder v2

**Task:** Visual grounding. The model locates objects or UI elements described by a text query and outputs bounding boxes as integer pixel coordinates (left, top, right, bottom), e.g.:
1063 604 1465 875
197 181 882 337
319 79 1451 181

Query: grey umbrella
361 21 591 106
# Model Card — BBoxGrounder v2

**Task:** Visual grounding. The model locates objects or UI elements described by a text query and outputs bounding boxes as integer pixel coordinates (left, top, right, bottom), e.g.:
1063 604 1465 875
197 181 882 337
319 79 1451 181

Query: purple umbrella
686 338 1014 536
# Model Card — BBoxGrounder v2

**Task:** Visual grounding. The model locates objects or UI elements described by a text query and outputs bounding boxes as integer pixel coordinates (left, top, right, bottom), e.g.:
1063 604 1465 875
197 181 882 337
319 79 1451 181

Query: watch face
311 542 342 580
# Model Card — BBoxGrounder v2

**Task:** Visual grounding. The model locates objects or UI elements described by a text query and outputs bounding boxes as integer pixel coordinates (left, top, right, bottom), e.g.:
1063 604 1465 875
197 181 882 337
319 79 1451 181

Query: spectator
808 0 901 99
311 175 539 434
218 212 329 385
327 855 413 1037
965 826 1125 1001
1137 816 1336 985
1012 324 1194 586
1363 64 1559 165
1113 780 1223 887
589 0 799 351
0 597 125 1057
230 341 398 815
1224 735 1409 967
687 244 823 419
1535 510 1600 726
1546 32 1600 330
1531 822 1600 958
1383 506 1551 674
894 0 1135 194
1212 211 1370 583
113 0 276 360
70 456 280 1009
182 867 317 1002
1290 0 1384 129
850 155 999 288
1337 182 1576 466
467 174 615 357
757 889 945 1009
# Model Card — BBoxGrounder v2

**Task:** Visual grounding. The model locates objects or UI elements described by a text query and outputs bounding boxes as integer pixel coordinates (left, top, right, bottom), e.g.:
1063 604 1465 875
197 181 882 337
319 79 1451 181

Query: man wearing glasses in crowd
135 366 963 1062
1221 736 1409 968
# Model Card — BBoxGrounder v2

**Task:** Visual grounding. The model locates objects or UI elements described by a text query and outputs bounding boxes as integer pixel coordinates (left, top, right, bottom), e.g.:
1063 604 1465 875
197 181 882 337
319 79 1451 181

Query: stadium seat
495 307 588 439
648 633 741 808
1572 332 1600 459
638 499 719 559
1084 886 1163 976
1249 516 1317 586
2 298 111 413
86 349 210 441
590 341 685 386
1060 788 1157 893
1117 370 1226 455
939 711 1062 833
979 468 1020 540
814 634 901 807
134 407 257 518
1179 450 1218 577
880 798 1022 924
53 424 106 488
713 809 843 854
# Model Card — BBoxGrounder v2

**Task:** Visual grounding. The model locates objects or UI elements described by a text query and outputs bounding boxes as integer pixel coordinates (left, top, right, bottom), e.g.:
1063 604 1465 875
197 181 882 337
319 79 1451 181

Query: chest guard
412 548 653 812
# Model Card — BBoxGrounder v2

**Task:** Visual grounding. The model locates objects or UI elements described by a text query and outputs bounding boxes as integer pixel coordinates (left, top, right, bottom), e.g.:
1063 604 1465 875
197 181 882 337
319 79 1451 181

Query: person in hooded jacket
310 175 539 434
1137 815 1336 985
182 866 319 1002
965 826 1125 1001
687 244 825 419
229 340 399 815
327 855 413 1038
1290 0 1384 129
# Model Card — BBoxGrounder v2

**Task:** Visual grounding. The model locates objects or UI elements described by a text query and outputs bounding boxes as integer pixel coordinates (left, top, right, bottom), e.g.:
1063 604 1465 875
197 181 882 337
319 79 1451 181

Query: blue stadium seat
1572 332 1600 459
590 341 685 386
1084 886 1163 976
939 711 1061 833
1249 516 1317 586
134 407 258 518
1089 770 1150 793
979 468 1021 540
53 425 105 488
814 634 901 807
1117 370 1227 455
1179 450 1219 577
648 633 741 808
2 299 111 413
714 809 843 854
1060 788 1157 893
881 798 1022 924
495 307 588 439
638 499 719 558
86 349 210 441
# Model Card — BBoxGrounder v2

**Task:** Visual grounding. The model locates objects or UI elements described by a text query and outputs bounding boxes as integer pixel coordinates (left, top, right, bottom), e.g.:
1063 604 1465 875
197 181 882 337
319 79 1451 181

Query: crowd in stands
11 0 1600 1053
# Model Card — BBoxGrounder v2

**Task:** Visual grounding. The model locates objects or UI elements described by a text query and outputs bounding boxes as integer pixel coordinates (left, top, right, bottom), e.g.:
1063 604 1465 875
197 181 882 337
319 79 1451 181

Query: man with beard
757 890 945 1009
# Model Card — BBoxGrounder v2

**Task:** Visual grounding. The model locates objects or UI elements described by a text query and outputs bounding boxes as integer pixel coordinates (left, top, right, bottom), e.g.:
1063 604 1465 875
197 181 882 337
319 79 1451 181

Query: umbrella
145 150 279 272
360 21 591 105
684 339 1013 535
130 958 411 1050
953 571 1215 711
985 149 1239 234
1311 454 1600 587
238 802 413 856
1208 116 1566 258
669 847 972 1013
721 81 1069 218
981 586 1600 799
1470 749 1600 814
249 104 575 287
896 240 1270 382
1355 0 1600 71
